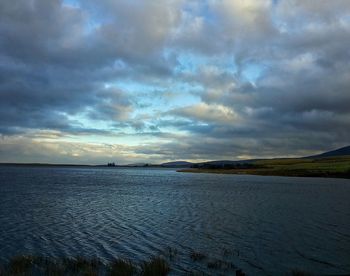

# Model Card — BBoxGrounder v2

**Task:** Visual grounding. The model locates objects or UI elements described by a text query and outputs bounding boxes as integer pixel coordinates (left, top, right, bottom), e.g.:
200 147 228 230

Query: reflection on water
0 166 349 274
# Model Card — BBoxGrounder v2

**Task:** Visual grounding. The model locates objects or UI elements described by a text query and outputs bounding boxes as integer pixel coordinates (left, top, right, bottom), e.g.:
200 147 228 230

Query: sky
0 0 350 165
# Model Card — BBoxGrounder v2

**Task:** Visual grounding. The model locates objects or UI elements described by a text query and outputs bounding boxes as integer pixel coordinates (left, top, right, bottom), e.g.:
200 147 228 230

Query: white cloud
170 103 239 124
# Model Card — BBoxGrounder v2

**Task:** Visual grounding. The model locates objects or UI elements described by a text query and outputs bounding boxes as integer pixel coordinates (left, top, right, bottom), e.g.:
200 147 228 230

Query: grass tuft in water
207 259 222 270
62 256 101 275
289 269 313 276
109 259 137 276
206 259 236 271
235 268 245 276
141 257 170 276
34 257 64 276
189 251 206 262
8 255 35 275
164 247 178 261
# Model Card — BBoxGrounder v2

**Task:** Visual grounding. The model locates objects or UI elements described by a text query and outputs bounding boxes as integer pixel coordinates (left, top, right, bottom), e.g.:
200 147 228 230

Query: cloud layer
1 0 349 164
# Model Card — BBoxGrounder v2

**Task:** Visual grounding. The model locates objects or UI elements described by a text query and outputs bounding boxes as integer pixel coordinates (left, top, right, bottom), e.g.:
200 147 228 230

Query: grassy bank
179 156 350 179
0 254 316 276
0 256 171 276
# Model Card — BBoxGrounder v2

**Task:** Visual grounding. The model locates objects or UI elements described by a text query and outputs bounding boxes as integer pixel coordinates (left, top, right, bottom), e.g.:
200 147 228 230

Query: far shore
1 155 350 179
178 156 350 179
177 168 350 179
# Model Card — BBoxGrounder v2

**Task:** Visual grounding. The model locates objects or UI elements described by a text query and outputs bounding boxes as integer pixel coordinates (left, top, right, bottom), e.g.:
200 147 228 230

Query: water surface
0 166 349 274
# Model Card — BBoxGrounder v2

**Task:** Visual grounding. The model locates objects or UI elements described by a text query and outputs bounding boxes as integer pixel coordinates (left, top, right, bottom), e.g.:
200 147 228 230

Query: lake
0 166 349 274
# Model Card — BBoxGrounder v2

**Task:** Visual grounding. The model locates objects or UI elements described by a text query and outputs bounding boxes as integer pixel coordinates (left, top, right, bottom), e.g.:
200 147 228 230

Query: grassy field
179 156 350 179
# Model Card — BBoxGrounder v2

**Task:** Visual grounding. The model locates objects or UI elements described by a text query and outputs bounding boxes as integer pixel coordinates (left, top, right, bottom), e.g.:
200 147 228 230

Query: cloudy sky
0 0 349 164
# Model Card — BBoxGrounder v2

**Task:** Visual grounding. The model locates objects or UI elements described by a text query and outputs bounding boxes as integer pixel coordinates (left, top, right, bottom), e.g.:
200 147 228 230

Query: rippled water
0 166 349 274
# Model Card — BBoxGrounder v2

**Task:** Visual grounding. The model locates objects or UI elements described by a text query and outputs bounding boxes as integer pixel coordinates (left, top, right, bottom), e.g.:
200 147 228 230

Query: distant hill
161 161 193 168
191 159 258 169
125 163 150 167
200 160 256 166
306 145 350 158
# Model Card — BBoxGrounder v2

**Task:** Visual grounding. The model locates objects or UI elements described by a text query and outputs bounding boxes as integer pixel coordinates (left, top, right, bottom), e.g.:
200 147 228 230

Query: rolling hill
305 145 350 158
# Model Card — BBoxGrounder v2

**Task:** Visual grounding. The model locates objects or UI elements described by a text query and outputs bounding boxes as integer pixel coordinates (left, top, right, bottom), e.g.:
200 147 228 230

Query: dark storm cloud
0 0 178 136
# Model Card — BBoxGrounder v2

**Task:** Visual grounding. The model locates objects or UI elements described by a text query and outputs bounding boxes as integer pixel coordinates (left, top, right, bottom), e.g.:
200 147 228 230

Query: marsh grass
33 257 64 276
207 259 234 270
109 259 136 276
2 256 102 276
141 257 170 276
164 247 177 261
0 253 315 276
235 269 245 276
288 269 313 276
189 251 206 262
62 257 101 275
7 255 34 275
207 259 222 270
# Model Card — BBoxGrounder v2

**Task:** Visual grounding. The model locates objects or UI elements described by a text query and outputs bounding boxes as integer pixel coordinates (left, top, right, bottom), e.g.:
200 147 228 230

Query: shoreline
178 168 350 179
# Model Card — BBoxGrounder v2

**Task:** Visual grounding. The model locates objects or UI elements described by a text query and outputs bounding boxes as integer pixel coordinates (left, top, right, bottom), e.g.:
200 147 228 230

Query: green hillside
180 156 350 179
